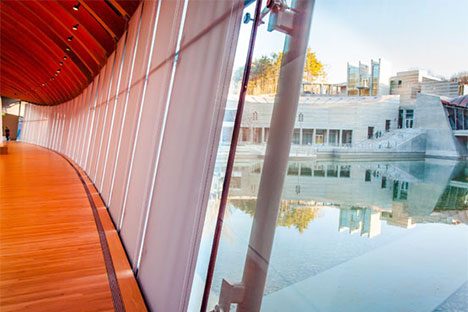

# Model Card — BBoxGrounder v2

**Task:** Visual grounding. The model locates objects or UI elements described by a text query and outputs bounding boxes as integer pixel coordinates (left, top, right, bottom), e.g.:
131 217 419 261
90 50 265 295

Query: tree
304 48 326 83
452 71 468 84
236 48 325 95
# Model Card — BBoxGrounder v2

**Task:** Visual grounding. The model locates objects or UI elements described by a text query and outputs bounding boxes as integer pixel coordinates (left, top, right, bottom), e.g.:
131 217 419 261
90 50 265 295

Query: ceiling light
73 3 80 11
55 73 58 76
67 36 73 42
59 62 63 66
65 47 71 52
72 24 79 31
63 56 68 60
42 83 45 87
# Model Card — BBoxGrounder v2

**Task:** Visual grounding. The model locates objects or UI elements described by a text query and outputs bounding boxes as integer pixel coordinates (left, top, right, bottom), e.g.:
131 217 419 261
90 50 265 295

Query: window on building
241 127 251 142
314 165 325 177
368 127 374 139
329 129 339 145
342 130 353 145
464 110 468 130
340 165 351 178
365 169 372 182
381 176 387 188
302 129 313 145
327 165 338 177
300 165 312 176
393 181 409 200
264 127 269 143
385 120 391 132
253 127 262 143
251 163 261 174
292 129 300 145
315 129 326 144
298 112 304 122
456 109 464 130
252 111 258 121
288 163 300 175
405 110 414 128
398 109 403 129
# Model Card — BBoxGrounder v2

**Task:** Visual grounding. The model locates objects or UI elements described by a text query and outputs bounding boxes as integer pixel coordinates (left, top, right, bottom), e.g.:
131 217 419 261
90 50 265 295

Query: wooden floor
0 142 147 312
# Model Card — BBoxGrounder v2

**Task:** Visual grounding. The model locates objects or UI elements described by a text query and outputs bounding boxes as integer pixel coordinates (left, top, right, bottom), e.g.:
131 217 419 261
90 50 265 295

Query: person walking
5 126 10 141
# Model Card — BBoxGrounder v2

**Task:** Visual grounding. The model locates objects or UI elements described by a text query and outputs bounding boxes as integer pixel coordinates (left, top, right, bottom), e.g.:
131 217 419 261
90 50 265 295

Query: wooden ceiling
0 0 141 105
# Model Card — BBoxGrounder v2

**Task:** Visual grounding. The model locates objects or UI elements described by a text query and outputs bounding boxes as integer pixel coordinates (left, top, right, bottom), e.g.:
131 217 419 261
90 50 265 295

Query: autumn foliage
242 48 326 95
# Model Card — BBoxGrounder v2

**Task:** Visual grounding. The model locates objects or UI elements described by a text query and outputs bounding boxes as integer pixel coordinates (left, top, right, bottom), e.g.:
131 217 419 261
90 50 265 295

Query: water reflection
227 159 467 234
204 159 468 311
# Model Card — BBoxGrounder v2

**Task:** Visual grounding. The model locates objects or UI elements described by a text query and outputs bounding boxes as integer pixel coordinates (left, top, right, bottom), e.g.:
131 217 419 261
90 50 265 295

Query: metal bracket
212 280 245 312
243 0 296 35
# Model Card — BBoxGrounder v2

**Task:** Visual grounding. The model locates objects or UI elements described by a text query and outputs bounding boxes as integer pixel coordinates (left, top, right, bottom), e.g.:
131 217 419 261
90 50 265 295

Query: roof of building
441 95 468 108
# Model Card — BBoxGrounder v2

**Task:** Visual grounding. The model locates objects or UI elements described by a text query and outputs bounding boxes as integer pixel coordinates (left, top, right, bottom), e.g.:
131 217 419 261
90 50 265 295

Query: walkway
0 143 146 311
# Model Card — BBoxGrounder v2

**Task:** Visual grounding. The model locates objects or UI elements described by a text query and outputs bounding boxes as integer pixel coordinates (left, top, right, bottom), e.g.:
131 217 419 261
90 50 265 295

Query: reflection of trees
229 199 319 233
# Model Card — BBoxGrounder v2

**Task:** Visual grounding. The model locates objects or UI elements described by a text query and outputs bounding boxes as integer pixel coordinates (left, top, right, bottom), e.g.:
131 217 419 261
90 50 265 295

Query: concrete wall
414 93 467 159
238 95 400 145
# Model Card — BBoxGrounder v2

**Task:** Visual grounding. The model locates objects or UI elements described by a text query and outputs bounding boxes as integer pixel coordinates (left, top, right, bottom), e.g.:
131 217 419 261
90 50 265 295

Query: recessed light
66 47 71 52
55 73 58 76
72 24 79 31
73 3 80 11
67 36 73 42
63 56 68 60
59 62 63 66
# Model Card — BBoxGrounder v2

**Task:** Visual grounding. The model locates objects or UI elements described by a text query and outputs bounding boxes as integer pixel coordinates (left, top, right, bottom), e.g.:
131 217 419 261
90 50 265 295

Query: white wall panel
93 52 116 187
119 0 184 269
89 66 113 180
103 5 143 217
84 74 103 172
110 0 158 233
98 39 127 195
20 2 244 311
137 1 243 310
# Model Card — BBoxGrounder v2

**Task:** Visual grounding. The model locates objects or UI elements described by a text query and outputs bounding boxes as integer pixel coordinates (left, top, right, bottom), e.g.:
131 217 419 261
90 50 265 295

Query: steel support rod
200 1 264 310
237 1 315 311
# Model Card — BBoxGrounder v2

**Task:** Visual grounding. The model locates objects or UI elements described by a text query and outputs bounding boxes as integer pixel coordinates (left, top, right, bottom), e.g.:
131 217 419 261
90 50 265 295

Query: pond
191 159 468 312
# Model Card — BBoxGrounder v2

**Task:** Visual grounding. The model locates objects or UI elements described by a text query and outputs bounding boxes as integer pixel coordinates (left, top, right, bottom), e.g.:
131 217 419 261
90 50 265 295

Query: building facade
347 58 390 96
221 95 401 148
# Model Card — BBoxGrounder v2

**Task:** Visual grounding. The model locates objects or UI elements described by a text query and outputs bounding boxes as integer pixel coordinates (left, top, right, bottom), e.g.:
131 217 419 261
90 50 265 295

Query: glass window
253 127 262 143
241 127 250 142
264 127 270 143
315 129 326 144
302 129 313 145
292 129 300 145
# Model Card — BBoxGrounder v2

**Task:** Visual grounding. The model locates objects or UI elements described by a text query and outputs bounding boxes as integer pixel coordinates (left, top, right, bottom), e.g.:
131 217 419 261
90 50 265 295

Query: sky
236 0 468 83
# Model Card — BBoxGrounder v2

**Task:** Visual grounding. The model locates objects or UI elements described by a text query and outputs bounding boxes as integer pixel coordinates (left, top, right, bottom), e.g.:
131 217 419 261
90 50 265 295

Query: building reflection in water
224 159 468 238
202 159 468 311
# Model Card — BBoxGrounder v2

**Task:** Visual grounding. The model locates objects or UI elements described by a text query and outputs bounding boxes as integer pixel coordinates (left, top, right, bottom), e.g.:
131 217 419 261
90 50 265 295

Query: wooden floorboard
0 142 147 312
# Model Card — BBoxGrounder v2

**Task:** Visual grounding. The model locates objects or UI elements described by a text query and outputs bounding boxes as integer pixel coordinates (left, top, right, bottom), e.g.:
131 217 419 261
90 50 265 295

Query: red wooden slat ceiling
0 0 141 105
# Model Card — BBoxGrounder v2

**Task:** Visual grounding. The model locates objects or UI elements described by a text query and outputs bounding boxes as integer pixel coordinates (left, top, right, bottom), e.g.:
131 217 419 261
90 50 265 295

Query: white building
222 95 401 148
390 70 442 103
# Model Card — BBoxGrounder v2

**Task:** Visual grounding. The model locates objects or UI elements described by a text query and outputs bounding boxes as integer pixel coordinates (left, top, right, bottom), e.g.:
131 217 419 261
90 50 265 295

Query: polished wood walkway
0 142 147 312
